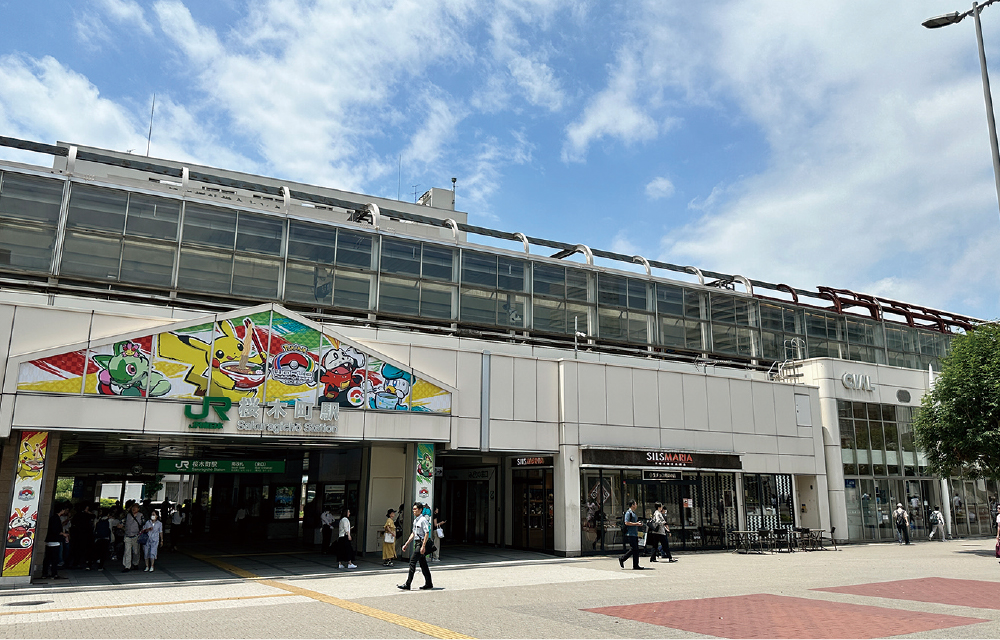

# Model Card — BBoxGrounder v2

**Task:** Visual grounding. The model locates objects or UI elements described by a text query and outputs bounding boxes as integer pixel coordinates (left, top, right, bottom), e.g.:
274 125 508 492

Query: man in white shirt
320 508 335 555
928 506 946 541
398 502 433 591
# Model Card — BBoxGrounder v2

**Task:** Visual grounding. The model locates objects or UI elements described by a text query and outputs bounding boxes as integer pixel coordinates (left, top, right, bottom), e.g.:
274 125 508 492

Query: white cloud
562 52 659 162
645 176 674 200
98 0 153 34
402 93 465 168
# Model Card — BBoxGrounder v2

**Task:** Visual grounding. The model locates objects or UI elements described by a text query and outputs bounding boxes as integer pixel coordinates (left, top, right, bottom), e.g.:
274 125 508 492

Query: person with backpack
893 503 910 545
928 506 946 541
618 500 646 570
92 508 112 569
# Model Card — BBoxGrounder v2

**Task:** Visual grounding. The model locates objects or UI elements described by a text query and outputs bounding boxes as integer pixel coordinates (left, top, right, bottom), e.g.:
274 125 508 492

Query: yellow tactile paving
188 552 474 639
0 593 289 617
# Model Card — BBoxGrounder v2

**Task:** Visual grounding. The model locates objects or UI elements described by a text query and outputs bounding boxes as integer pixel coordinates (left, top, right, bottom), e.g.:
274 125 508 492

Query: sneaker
143 567 149 572
121 568 130 573
347 563 357 569
419 584 434 590
338 563 344 569
633 566 648 570
668 558 678 563
397 584 411 591
618 556 625 569
149 567 154 572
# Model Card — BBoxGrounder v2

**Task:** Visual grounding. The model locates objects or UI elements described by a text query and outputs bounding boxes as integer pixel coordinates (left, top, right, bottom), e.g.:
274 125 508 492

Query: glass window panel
735 299 755 327
333 270 371 310
420 282 454 319
0 220 55 272
598 307 627 340
628 312 649 343
381 239 420 276
736 327 756 357
805 312 829 338
659 317 703 350
422 245 454 281
760 330 781 359
285 261 333 305
568 303 591 336
759 303 785 332
232 254 280 298
884 422 900 475
0 173 63 224
460 287 496 325
177 246 232 294
533 263 564 298
336 230 374 269
124 194 180 240
499 293 526 328
869 422 886 475
627 279 647 311
66 184 127 233
710 294 736 324
119 239 174 287
498 257 527 292
598 274 628 308
684 289 704 319
847 318 883 347
655 284 683 316
60 232 121 280
837 400 851 419
533 297 565 333
182 204 236 249
712 324 738 354
379 276 419 315
855 421 871 475
287 221 337 264
566 269 589 301
461 252 497 288
236 212 283 255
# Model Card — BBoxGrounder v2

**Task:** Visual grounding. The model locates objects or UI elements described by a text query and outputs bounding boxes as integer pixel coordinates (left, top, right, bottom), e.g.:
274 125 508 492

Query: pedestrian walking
383 508 397 567
170 507 184 550
321 507 335 555
119 503 145 572
336 508 357 569
394 504 405 557
618 499 645 570
92 508 112 570
648 502 676 563
41 503 69 580
398 502 434 591
141 511 163 572
432 507 446 562
893 503 910 545
928 506 946 541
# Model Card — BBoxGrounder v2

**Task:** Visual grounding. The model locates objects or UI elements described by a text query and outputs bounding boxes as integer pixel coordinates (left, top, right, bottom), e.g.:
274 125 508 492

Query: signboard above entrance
642 470 681 481
582 449 742 470
157 460 285 474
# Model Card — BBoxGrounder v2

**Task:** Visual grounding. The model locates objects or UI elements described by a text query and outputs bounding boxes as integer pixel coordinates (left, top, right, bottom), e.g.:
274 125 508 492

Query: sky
1 0 999 320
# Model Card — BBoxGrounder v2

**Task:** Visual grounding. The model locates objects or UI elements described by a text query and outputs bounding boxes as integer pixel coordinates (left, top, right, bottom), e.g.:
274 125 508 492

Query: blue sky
1 0 1000 320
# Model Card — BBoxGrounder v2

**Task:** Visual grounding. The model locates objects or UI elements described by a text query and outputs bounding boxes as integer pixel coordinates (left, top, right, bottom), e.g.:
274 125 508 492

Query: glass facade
0 169 954 369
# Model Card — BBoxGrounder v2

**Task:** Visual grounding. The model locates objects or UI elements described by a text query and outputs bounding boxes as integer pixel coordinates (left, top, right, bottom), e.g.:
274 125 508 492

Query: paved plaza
1 538 999 638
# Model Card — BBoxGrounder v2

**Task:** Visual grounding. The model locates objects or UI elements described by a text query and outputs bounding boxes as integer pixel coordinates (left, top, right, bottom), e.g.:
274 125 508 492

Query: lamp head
922 11 964 28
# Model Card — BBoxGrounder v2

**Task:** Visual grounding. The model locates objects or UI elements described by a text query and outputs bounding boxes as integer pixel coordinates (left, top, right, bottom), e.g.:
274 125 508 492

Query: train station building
0 138 991 583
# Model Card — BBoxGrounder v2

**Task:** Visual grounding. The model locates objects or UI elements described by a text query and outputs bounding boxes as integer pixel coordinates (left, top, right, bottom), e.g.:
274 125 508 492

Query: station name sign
157 460 286 474
185 396 339 434
582 449 742 470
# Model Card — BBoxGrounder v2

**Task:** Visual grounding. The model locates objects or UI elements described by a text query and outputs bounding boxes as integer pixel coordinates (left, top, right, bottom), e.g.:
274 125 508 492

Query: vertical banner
414 443 435 508
3 431 49 577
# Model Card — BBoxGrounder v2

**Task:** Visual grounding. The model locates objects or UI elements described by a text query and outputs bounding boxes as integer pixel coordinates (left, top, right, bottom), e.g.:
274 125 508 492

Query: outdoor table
729 530 765 554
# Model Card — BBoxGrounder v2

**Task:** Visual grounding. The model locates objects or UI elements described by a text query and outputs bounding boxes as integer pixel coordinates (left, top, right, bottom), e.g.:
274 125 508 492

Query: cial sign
841 372 874 392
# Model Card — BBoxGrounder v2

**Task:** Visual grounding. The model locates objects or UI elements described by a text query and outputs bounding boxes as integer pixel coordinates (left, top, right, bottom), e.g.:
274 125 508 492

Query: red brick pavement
583 594 987 639
815 577 1000 610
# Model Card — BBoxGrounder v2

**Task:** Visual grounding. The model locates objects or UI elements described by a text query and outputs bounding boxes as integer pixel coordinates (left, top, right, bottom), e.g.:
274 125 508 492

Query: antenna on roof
412 184 420 203
397 155 401 201
146 94 156 157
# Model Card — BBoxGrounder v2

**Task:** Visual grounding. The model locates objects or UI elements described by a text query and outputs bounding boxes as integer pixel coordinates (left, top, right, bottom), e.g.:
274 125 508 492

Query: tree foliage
914 323 1000 480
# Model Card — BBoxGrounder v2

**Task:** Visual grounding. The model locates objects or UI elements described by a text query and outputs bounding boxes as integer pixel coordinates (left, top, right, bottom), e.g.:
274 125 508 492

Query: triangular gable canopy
14 304 453 414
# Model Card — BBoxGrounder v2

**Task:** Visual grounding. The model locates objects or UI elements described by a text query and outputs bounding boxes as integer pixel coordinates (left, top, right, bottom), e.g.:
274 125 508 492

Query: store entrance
511 468 554 552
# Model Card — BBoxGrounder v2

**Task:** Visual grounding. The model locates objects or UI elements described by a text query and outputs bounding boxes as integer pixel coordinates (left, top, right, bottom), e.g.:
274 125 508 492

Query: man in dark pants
894 503 910 545
398 502 433 590
618 499 646 570
42 503 70 579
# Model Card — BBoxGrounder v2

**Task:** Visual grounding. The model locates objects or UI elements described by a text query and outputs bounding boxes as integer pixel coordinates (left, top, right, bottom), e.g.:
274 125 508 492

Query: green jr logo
186 397 231 429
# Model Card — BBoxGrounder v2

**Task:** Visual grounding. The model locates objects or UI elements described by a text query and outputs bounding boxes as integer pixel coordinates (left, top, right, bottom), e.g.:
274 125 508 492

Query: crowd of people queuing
41 497 193 579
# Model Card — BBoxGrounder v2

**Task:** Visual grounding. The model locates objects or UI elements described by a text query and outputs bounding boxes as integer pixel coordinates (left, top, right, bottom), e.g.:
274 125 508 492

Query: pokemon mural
15 307 451 413
3 431 48 577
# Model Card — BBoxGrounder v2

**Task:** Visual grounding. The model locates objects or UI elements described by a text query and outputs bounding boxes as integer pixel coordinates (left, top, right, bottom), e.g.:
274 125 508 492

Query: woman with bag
383 508 397 567
432 507 446 562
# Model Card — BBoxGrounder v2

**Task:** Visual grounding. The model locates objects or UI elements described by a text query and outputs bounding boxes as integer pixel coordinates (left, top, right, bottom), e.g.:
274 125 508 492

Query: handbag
137 532 149 546
384 532 395 544
995 539 1000 559
435 527 445 539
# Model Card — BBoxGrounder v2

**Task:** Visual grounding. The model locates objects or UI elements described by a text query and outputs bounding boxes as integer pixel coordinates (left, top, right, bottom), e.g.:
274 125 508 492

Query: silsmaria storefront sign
157 460 286 474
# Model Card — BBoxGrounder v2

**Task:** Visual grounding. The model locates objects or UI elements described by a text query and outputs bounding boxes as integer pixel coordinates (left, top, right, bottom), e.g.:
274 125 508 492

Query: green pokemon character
93 340 171 397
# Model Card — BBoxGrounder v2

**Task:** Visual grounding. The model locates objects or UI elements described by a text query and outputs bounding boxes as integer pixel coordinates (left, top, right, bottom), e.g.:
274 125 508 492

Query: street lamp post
924 1 1000 221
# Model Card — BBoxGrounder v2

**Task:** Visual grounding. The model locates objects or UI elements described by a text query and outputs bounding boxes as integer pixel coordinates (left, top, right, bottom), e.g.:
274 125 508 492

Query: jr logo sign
185 397 232 429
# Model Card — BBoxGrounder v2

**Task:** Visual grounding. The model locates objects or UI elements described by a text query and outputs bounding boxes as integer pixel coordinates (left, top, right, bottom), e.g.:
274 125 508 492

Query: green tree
914 323 1000 479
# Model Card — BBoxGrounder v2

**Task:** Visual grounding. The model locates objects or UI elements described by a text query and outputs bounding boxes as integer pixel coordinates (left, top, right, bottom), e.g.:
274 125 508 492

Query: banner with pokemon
15 305 452 414
2 431 48 577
